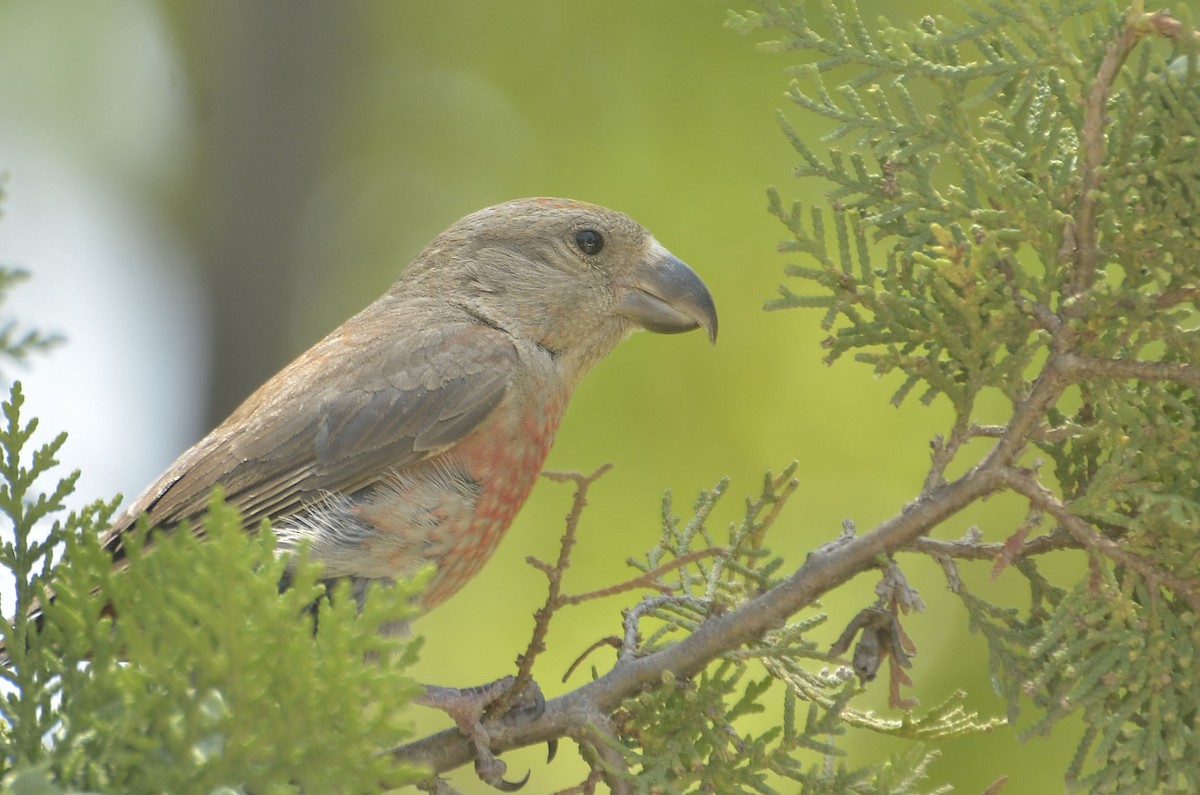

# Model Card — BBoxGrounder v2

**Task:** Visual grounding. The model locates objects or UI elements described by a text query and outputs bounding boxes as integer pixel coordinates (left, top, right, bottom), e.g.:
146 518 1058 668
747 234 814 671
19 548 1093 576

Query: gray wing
102 318 518 555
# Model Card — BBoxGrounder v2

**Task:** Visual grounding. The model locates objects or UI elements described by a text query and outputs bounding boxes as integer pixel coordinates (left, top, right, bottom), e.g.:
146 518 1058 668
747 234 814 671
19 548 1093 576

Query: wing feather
102 317 518 555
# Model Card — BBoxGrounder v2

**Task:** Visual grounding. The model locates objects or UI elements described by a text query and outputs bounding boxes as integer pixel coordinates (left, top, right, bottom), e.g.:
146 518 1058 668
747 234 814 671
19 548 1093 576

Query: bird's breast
414 385 567 607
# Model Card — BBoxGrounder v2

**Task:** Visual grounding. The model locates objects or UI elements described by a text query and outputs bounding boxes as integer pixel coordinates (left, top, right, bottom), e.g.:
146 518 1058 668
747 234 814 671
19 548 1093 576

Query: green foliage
1028 573 1200 793
958 560 1065 725
731 0 1200 792
736 0 1199 408
1105 49 1200 339
963 563 1200 793
1056 379 1200 570
0 270 62 371
740 0 1096 408
0 382 426 793
0 383 84 773
615 667 956 795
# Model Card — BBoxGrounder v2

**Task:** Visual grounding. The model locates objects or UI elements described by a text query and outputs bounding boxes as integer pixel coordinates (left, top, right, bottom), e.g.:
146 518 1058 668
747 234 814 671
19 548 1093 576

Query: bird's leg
416 675 544 792
327 577 546 788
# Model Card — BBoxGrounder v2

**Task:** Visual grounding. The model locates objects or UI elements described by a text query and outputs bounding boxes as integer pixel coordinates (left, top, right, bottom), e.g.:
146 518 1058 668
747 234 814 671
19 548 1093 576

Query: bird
102 198 717 613
88 197 717 788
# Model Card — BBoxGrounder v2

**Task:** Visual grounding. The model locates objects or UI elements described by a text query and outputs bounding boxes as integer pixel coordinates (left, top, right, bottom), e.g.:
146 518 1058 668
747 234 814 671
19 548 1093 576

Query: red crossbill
15 198 716 790
105 197 718 614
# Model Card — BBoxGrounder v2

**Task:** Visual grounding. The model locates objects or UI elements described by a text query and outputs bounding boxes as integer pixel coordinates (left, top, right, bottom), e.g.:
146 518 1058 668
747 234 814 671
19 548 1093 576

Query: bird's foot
417 675 544 791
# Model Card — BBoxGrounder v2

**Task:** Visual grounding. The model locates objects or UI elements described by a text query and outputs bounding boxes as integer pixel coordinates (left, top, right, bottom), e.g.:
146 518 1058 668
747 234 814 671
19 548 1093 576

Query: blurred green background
3 1 1193 792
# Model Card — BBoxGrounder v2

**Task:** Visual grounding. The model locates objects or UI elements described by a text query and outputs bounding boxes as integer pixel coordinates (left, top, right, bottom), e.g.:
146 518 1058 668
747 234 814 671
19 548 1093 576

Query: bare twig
1156 286 1200 309
1068 11 1141 300
493 465 612 717
904 528 1075 562
550 765 610 795
560 548 726 606
931 552 963 593
924 435 951 493
989 506 1044 579
1061 353 1200 390
970 423 1081 443
968 424 1005 438
979 775 1010 795
1069 9 1185 302
561 636 621 684
977 351 1072 470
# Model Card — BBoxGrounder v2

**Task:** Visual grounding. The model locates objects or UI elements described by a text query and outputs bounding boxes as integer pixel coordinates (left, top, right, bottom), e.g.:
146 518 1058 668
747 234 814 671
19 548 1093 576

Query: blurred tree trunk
169 1 351 425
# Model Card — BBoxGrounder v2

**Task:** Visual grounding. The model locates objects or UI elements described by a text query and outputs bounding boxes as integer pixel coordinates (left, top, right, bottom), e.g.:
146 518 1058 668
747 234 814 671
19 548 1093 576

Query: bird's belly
280 392 566 609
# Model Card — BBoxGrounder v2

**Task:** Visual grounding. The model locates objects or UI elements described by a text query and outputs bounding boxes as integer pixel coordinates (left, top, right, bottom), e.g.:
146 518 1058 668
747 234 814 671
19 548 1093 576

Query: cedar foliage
0 376 425 791
729 0 1200 791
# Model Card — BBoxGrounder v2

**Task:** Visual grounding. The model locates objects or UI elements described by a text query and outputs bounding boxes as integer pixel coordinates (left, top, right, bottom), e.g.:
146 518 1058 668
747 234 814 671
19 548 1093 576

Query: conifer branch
1069 8 1188 301
998 468 1200 612
1069 13 1137 299
977 351 1073 469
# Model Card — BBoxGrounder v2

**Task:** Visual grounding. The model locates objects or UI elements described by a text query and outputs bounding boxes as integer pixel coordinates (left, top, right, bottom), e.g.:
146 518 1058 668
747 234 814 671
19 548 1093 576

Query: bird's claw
473 739 529 792
487 675 545 720
461 715 528 792
417 675 545 791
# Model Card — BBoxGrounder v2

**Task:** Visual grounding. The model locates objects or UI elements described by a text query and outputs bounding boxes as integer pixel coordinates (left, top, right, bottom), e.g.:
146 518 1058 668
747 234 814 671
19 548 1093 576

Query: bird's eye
574 229 604 256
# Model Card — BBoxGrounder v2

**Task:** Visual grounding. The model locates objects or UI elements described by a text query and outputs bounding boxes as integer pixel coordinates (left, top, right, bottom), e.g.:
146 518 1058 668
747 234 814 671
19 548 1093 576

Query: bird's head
399 198 718 381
